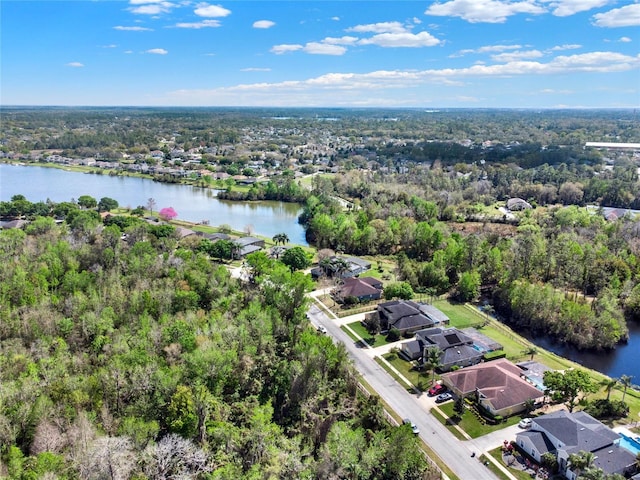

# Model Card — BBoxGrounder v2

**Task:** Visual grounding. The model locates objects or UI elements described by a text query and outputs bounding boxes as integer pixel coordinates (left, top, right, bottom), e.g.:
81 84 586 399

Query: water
0 164 307 245
527 321 640 382
618 434 640 455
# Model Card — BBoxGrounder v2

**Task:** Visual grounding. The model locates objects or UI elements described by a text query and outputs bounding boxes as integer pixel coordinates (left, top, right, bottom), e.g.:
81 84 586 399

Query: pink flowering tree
159 207 178 221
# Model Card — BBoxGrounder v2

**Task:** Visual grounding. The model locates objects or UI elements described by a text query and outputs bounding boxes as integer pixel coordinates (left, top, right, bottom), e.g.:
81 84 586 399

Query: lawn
436 401 520 438
432 299 482 328
347 321 388 347
381 351 434 391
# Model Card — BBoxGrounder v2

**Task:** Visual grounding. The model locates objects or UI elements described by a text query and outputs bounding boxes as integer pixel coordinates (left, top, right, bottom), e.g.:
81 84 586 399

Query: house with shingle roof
334 276 383 303
516 409 638 480
400 326 486 371
371 300 449 335
441 358 544 417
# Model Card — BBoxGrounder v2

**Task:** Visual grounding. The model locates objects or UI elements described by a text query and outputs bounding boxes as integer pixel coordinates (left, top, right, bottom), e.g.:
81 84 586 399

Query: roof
591 444 637 475
234 236 264 247
532 410 619 454
339 277 382 298
442 358 543 409
416 327 473 350
518 430 556 456
441 344 483 366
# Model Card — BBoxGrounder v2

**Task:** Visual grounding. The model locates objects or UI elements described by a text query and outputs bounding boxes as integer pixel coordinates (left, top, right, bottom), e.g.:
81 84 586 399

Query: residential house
441 358 545 417
400 326 485 371
310 255 371 279
516 409 638 480
371 300 449 336
334 276 383 303
507 198 532 211
233 236 265 258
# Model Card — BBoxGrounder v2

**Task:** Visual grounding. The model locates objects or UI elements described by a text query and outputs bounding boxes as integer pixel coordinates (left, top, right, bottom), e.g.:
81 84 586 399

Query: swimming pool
618 433 640 455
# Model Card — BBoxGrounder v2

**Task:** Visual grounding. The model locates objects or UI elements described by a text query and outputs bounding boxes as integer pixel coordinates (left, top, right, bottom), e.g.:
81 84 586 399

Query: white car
317 325 328 334
518 418 532 429
403 419 420 434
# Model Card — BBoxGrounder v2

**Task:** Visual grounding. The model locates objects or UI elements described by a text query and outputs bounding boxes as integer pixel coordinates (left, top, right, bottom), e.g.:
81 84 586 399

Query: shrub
583 399 629 420
386 327 401 342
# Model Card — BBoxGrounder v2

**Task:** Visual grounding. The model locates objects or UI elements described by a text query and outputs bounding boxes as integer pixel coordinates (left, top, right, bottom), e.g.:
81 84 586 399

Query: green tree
383 281 414 300
272 232 289 246
453 396 465 419
619 374 633 402
423 346 442 384
280 246 311 271
98 196 119 212
543 369 597 412
457 270 481 302
167 385 198 438
600 377 618 401
77 194 97 209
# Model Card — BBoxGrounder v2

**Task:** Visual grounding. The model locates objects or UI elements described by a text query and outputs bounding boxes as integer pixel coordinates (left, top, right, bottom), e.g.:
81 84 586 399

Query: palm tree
620 374 633 402
272 232 289 246
423 346 442 385
522 346 539 361
600 377 618 401
568 451 596 477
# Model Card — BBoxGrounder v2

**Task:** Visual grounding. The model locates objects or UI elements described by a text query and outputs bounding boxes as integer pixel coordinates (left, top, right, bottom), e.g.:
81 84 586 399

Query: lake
0 164 307 245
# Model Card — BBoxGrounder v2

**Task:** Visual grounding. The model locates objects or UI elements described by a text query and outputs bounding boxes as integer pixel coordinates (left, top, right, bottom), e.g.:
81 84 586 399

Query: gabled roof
234 236 264 247
416 327 473 350
518 430 556 455
442 358 543 410
441 345 482 366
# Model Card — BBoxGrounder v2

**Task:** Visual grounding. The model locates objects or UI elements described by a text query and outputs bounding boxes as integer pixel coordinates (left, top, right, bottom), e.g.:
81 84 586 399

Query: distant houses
233 236 265 258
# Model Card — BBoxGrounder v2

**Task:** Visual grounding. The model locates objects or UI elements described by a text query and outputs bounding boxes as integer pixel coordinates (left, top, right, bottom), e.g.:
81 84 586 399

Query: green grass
340 325 360 343
487 447 534 480
430 407 467 441
347 321 388 347
374 356 416 393
381 351 435 392
432 300 481 328
437 401 520 438
479 454 510 480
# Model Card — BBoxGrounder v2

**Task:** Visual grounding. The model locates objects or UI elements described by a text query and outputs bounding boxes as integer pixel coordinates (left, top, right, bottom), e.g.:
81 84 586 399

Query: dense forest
0 204 434 479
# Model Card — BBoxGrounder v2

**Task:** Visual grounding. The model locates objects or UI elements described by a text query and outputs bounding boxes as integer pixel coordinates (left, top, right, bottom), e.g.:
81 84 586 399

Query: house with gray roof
372 300 449 336
310 255 371 279
233 236 265 258
334 276 383 303
516 409 638 480
401 326 486 371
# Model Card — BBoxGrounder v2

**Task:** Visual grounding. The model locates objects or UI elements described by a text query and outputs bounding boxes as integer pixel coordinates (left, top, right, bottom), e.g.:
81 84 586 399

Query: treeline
217 177 308 203
0 205 435 479
301 176 640 350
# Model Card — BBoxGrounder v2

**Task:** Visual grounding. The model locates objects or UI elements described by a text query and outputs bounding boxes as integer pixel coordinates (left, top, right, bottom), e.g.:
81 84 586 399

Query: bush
583 399 629 420
386 327 401 342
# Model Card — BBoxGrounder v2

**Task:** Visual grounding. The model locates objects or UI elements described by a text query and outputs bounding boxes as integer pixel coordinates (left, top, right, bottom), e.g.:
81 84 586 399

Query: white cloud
101 44 118 48
322 36 359 46
146 48 168 54
454 44 523 56
253 20 275 29
331 16 340 21
346 21 407 34
270 44 303 54
66 62 84 67
241 67 272 72
129 1 174 15
550 44 581 51
303 42 347 55
175 19 221 28
592 4 640 27
359 31 441 48
194 3 231 18
491 50 544 62
619 37 632 43
114 26 153 31
544 0 609 17
425 0 545 23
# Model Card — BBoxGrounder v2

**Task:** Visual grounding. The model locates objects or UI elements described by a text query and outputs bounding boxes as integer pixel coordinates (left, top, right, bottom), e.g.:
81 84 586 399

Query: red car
428 384 446 396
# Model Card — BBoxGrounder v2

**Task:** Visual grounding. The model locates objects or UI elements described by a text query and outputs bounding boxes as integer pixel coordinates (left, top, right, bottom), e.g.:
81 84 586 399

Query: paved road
307 303 501 480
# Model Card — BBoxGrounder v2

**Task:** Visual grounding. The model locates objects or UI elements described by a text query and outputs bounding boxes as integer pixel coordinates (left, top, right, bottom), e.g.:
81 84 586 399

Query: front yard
433 401 521 438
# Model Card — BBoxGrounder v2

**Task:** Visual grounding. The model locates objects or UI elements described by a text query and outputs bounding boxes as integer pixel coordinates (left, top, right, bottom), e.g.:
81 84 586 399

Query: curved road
308 302 501 480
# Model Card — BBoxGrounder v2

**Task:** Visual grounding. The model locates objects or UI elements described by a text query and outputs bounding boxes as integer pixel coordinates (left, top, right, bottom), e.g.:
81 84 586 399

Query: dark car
428 384 446 396
435 392 453 403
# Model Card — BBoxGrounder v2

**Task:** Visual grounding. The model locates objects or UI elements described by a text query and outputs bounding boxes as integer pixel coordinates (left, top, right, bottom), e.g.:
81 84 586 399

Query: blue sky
2 0 639 108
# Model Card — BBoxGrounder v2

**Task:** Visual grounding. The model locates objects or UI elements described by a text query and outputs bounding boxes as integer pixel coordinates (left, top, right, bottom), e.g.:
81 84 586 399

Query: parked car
428 384 447 396
518 418 532 429
403 418 420 434
435 392 453 403
317 325 328 334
